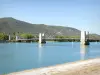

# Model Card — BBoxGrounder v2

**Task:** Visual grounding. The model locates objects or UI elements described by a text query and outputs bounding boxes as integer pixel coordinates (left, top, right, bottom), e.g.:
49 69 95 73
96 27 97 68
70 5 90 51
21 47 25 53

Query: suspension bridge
8 31 94 45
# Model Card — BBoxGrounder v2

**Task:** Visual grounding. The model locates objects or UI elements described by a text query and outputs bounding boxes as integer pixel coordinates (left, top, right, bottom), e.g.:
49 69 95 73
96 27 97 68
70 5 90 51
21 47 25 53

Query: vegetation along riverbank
0 32 100 42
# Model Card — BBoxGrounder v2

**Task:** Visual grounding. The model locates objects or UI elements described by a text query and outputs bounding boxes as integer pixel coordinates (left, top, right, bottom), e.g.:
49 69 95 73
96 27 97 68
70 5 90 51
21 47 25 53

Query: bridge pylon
81 31 90 45
16 36 18 41
39 33 46 44
9 35 11 41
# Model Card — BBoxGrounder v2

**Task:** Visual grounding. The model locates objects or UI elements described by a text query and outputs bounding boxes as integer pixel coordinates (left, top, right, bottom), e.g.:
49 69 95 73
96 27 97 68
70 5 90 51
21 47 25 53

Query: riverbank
7 58 100 75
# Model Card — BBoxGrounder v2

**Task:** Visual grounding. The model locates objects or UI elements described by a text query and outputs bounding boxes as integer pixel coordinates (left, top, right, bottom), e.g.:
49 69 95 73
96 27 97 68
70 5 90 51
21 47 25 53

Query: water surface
0 42 100 74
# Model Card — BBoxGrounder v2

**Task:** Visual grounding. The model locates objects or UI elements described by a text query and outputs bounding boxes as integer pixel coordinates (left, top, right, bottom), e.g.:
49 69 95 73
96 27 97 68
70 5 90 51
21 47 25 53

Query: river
0 42 100 74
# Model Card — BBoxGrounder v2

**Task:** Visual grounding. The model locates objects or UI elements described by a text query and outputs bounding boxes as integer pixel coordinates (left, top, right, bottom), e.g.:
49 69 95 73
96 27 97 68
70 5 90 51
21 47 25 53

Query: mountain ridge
0 17 100 39
0 17 80 36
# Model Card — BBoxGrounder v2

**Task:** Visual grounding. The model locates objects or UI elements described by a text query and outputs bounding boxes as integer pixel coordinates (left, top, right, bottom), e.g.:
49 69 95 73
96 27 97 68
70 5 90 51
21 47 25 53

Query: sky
0 0 100 34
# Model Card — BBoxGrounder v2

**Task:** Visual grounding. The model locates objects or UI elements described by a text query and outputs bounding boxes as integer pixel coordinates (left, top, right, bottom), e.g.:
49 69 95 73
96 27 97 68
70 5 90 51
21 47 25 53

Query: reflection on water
80 45 89 60
38 44 43 67
15 43 18 49
71 42 74 48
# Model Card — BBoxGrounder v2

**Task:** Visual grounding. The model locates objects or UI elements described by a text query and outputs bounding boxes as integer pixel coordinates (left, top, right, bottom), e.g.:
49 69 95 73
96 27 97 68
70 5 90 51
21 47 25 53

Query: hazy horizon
0 0 100 34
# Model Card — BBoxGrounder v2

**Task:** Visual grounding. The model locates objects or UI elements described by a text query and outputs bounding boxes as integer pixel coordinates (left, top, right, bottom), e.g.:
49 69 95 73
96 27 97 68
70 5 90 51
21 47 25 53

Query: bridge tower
9 35 11 41
81 31 90 45
16 36 18 41
39 33 46 44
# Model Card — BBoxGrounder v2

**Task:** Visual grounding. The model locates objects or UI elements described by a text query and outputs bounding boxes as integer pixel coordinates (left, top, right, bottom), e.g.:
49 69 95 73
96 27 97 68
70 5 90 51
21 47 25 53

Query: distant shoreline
1 39 100 43
7 58 100 75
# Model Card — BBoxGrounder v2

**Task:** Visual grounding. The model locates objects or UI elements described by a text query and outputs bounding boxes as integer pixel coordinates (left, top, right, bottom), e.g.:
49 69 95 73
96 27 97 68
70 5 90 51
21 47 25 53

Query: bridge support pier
16 36 18 41
39 33 46 44
9 35 11 41
81 31 90 45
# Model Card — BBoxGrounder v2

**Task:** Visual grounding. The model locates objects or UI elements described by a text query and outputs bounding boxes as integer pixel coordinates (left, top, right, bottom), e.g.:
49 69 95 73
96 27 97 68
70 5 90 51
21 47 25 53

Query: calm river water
0 42 100 74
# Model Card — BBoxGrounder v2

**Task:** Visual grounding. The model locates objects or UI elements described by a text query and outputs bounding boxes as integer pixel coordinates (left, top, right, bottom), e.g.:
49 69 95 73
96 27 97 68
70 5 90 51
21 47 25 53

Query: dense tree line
0 33 8 40
0 32 38 41
54 35 80 42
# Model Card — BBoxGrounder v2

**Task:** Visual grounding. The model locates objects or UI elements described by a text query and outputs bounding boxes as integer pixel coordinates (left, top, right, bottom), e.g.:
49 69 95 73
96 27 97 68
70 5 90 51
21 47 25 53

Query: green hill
0 17 80 37
0 17 100 39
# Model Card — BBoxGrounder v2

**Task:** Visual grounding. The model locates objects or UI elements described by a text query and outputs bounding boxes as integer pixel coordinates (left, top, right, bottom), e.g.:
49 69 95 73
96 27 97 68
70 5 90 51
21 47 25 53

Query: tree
20 33 34 39
0 33 8 40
